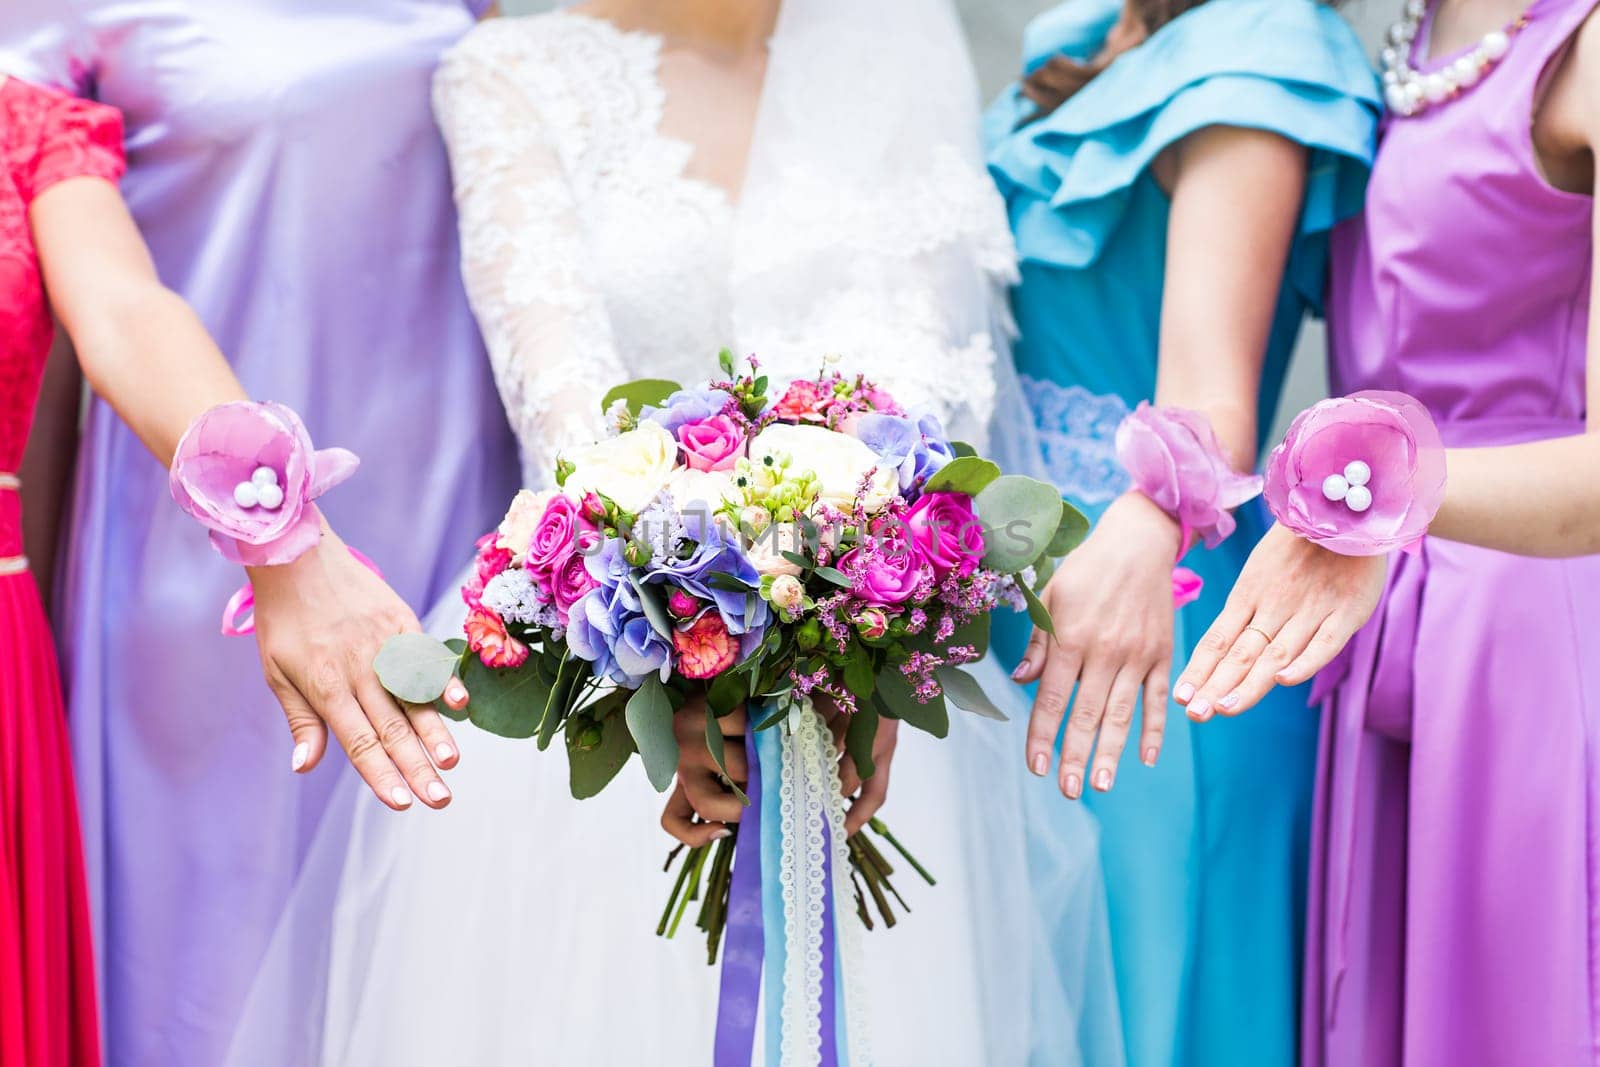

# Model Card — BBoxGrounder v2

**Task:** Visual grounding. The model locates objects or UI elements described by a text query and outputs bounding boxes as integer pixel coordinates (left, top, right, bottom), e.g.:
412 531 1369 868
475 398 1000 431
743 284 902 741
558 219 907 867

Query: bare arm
1016 125 1306 796
30 176 462 809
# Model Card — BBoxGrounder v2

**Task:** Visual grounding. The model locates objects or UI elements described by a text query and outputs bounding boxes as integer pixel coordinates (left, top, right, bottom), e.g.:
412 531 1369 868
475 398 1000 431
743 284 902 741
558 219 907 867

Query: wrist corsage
169 401 358 567
1263 390 1446 556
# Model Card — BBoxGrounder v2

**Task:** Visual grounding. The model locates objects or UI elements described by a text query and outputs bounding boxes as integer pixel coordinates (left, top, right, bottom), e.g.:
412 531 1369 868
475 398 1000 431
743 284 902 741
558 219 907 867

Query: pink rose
526 495 593 578
854 606 890 640
1264 391 1446 556
771 379 831 424
1116 403 1263 549
579 491 608 524
551 551 599 616
838 526 929 607
856 385 903 416
904 492 985 580
674 612 739 680
168 401 358 566
678 414 746 473
465 607 529 669
668 589 702 619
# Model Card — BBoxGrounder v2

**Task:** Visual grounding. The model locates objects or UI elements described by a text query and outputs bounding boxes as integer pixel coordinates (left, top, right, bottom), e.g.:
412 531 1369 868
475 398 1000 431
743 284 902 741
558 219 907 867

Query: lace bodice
435 12 1018 487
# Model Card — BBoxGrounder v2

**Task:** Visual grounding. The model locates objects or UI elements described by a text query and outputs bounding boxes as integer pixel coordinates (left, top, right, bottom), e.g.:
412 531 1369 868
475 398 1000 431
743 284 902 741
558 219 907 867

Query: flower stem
869 816 936 886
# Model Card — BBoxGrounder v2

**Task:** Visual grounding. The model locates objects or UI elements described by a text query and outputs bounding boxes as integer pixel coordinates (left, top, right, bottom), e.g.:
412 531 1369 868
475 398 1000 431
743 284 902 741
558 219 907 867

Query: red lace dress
0 76 117 1067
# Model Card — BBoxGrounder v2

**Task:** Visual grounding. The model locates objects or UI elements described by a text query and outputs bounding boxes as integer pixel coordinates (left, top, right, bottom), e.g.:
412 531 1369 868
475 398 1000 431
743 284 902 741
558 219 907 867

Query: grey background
498 0 1394 433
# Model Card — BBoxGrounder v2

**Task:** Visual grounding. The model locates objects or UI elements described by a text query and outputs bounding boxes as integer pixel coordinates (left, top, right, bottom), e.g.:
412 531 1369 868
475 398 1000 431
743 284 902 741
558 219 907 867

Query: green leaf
443 638 467 655
629 576 675 640
1019 579 1056 637
706 571 756 593
462 654 554 739
753 704 789 732
601 378 682 417
976 475 1070 573
950 441 978 459
844 702 880 780
708 672 749 717
626 676 680 792
780 550 812 570
567 714 635 800
923 455 1001 497
875 664 949 739
937 666 1009 721
374 633 460 705
843 653 876 701
812 565 851 588
1046 500 1092 558
704 710 749 805
536 654 579 751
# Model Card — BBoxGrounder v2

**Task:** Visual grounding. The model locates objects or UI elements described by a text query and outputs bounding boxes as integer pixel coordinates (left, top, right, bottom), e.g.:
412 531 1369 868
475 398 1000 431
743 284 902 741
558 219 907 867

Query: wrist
1108 491 1185 558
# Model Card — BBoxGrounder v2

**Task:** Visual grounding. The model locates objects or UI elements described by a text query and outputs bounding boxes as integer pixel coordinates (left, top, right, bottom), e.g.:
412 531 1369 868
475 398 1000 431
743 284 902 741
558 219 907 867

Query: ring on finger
1244 624 1275 643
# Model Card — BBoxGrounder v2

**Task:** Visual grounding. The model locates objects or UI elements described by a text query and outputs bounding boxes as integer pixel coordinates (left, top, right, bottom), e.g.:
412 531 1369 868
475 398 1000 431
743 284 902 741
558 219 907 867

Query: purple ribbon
817 813 840 1067
715 730 765 1067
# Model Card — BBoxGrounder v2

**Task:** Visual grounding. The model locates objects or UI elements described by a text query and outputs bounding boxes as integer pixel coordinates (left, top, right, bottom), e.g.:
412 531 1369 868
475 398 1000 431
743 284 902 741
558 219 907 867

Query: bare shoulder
1539 5 1600 155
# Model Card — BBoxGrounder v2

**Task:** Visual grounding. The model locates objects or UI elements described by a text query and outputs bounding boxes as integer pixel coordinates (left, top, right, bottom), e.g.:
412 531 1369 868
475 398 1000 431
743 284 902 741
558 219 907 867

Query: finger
1013 624 1051 684
322 698 414 810
1174 596 1256 706
405 702 461 771
662 783 732 848
1059 658 1115 800
846 761 891 835
1088 664 1144 792
442 676 469 712
1026 640 1082 779
1276 613 1362 687
680 768 744 825
269 675 328 774
837 753 863 799
1138 661 1169 768
356 675 452 809
1185 614 1286 722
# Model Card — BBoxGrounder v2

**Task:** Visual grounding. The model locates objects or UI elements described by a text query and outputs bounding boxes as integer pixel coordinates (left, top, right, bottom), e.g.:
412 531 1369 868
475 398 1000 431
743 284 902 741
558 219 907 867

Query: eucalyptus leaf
1046 500 1092 558
536 654 579 751
443 638 467 655
875 664 949 739
976 475 1070 573
843 653 876 701
704 710 748 805
937 666 1009 721
780 550 812 570
567 714 635 800
601 378 681 417
463 655 554 739
950 441 978 459
753 702 789 732
708 672 749 717
374 633 459 705
626 677 680 792
706 571 756 593
812 565 851 589
923 455 1000 497
630 576 675 641
844 703 880 780
1020 579 1056 637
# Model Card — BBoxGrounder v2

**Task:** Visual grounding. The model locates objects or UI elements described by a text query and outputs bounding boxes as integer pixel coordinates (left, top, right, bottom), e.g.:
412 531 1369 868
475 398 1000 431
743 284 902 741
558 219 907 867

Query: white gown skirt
224 569 1125 1066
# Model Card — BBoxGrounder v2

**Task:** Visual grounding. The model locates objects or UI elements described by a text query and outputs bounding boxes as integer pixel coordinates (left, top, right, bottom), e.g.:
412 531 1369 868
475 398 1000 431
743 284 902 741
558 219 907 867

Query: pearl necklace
1380 0 1529 117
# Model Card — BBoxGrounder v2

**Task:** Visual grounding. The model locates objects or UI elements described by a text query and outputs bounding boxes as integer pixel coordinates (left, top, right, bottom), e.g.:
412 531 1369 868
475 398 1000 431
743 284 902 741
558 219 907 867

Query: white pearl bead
1345 485 1374 513
1405 0 1425 18
1422 73 1452 103
1482 30 1510 60
256 483 285 511
1343 460 1372 487
1322 474 1350 502
1403 82 1425 111
234 481 260 509
251 465 279 488
1385 83 1412 113
1452 56 1483 87
1388 22 1410 45
1381 46 1399 68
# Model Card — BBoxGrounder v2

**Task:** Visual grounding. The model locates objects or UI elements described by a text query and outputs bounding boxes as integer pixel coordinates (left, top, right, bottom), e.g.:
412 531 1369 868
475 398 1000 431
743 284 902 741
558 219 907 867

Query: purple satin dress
1312 1 1600 1063
0 4 518 1063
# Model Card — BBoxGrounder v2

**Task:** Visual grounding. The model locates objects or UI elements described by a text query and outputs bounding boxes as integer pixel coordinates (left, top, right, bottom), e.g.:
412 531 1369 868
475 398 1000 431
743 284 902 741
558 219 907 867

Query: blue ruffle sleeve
986 0 1380 310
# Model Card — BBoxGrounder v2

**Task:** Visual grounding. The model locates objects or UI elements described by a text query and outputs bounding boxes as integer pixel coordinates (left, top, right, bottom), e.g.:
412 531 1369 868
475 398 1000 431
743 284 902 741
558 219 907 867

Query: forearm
1430 433 1600 557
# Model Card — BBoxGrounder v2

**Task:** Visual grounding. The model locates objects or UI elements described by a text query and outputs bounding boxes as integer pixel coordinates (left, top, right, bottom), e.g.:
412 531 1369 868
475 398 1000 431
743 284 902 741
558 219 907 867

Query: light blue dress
984 1 1379 1064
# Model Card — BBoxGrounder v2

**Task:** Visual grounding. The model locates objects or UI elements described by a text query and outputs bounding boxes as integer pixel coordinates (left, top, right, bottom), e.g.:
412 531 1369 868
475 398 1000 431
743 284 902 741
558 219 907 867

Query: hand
249 525 460 810
1013 492 1180 798
1174 523 1387 720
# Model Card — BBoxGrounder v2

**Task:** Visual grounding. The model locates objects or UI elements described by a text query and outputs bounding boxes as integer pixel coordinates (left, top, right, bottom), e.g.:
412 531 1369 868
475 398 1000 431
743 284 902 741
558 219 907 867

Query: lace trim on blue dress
1021 375 1130 505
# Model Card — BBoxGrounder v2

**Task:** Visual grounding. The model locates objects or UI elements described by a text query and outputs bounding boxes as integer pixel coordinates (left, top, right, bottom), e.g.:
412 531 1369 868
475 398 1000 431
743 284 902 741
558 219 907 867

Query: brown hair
1022 0 1212 121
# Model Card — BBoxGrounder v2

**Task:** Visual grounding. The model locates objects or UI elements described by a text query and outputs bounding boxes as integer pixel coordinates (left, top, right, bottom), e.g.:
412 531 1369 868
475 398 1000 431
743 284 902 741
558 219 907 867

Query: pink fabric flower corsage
1115 403 1264 549
1171 566 1204 608
170 401 358 567
1264 391 1446 556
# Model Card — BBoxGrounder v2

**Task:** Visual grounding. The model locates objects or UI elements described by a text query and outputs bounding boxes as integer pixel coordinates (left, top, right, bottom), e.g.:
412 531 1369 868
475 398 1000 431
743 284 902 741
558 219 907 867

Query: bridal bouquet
375 351 1085 1056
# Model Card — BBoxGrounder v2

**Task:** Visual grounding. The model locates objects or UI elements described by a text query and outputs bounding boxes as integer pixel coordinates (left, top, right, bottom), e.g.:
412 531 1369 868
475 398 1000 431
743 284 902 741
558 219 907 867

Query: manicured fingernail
436 742 456 764
711 827 733 840
1174 681 1195 702
427 780 450 803
1142 747 1158 767
291 742 309 772
446 682 467 704
390 785 413 809
1012 659 1032 681
1030 752 1048 776
1093 768 1112 792
1219 692 1240 711
1063 773 1082 799
1187 698 1211 720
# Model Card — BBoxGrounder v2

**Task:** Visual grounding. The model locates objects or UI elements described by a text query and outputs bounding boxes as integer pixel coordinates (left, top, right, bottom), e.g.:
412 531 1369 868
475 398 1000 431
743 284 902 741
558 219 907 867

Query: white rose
744 527 805 578
563 421 678 514
664 466 737 510
496 488 556 562
750 423 898 515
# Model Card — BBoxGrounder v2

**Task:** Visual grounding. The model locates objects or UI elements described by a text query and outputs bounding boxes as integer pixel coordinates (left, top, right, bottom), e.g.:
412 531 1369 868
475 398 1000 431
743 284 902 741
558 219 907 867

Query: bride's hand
1013 491 1179 798
248 525 461 811
1174 524 1387 720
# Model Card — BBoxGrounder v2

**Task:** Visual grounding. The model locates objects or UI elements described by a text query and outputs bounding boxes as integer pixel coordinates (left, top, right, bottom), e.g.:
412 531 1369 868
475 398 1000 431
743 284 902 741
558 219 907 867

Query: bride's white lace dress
225 10 1122 1066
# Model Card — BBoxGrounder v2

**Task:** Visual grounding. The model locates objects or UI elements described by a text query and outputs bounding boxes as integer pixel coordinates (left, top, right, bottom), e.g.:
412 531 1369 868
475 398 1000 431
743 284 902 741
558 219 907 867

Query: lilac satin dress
1312 0 1600 1062
0 4 518 1063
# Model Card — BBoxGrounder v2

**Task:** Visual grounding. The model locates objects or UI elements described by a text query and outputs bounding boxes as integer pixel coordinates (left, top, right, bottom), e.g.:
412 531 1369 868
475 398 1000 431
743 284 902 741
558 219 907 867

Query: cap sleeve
4 79 124 204
0 0 99 95
987 0 1380 307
